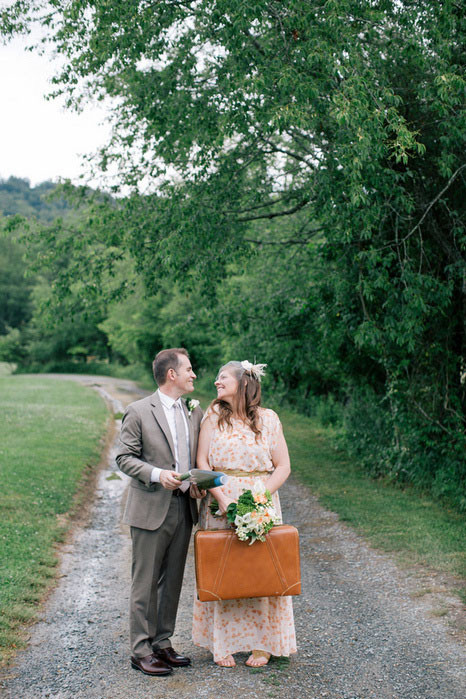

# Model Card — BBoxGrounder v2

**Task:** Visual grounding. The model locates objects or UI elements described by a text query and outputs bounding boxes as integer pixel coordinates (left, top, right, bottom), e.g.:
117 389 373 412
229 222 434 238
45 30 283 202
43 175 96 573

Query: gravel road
1 376 465 699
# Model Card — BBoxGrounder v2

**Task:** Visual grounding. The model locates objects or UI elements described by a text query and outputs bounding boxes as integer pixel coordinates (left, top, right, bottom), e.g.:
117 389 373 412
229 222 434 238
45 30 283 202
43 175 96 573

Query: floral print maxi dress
192 407 297 661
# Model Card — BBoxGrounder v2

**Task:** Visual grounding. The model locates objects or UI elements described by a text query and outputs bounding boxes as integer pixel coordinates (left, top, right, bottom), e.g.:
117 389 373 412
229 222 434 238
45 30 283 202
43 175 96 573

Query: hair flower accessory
240 360 267 381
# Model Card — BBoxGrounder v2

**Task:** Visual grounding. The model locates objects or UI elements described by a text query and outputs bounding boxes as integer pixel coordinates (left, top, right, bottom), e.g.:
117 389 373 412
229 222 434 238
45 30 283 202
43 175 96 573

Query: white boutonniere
186 398 200 416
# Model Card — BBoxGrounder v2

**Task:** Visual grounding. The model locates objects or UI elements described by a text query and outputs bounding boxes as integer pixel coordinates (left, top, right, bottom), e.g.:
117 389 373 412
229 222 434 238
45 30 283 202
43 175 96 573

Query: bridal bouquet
210 482 280 544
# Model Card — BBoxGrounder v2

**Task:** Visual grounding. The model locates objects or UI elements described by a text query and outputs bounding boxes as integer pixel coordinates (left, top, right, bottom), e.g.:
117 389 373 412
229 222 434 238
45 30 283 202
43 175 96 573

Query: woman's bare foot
215 654 236 667
245 650 271 667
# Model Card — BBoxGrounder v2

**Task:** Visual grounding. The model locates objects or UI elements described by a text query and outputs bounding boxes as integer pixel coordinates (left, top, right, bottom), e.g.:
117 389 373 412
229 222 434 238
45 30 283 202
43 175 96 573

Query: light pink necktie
174 403 190 492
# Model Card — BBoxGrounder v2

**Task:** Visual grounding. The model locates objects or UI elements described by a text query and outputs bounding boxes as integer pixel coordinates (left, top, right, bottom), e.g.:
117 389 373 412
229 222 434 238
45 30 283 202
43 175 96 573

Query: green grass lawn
281 410 466 587
0 375 109 663
193 385 466 594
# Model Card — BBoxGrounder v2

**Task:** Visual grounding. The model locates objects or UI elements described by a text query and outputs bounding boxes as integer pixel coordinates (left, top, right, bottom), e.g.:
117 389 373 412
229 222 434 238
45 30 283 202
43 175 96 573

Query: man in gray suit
116 347 203 676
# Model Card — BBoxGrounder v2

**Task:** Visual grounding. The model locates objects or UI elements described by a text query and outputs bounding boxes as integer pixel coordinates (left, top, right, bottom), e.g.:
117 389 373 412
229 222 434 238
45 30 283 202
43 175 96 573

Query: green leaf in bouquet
226 502 238 524
237 490 255 508
236 489 256 516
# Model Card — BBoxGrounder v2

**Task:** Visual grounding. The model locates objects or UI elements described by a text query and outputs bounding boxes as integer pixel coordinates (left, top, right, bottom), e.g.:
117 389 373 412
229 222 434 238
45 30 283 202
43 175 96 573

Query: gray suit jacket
115 391 203 530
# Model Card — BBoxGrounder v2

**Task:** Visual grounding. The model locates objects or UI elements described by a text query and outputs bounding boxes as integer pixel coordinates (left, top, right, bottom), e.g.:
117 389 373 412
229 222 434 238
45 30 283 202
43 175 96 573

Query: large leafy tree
0 234 34 334
4 2 463 278
2 1 465 505
0 178 75 336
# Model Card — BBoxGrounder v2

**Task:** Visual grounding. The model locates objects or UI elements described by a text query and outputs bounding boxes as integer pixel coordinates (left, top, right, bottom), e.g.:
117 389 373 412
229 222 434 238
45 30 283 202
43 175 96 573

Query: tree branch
224 195 295 215
285 129 315 156
241 28 266 56
237 198 310 222
403 163 466 241
259 135 314 167
411 400 457 436
244 230 323 245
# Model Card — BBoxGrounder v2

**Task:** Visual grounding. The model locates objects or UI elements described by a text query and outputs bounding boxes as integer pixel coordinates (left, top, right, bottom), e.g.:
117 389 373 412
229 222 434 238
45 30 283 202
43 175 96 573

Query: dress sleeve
266 409 283 451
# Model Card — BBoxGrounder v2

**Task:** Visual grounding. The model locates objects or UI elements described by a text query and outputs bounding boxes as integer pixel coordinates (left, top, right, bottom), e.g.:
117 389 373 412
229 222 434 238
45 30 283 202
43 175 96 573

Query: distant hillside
0 177 70 221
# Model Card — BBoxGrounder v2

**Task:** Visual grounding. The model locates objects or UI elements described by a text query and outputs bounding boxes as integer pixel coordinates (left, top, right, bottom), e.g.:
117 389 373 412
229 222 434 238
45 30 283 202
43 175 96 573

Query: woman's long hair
212 361 262 439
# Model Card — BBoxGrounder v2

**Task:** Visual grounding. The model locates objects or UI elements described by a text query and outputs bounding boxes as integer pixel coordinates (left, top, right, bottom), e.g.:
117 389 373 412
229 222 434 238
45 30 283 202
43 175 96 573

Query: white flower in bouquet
228 487 280 544
212 485 281 544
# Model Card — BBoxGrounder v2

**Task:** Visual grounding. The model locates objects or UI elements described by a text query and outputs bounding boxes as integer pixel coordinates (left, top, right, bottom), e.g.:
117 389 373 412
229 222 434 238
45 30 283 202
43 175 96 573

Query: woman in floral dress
192 361 297 668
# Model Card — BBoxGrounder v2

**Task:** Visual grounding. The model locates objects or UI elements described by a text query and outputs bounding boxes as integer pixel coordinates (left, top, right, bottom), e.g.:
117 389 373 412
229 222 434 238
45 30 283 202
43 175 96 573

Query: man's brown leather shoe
131 653 173 676
153 646 191 667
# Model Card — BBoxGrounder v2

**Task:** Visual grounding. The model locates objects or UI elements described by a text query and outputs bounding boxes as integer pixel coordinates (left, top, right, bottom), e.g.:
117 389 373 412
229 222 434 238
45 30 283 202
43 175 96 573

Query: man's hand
159 470 182 490
189 483 206 499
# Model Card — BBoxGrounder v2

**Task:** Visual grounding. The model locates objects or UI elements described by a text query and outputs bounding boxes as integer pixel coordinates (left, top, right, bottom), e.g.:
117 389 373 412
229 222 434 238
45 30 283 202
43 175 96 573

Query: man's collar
157 388 182 409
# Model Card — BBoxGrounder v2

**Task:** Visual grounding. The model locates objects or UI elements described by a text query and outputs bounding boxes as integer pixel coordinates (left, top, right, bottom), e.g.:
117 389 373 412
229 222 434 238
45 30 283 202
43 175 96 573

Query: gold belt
213 469 270 477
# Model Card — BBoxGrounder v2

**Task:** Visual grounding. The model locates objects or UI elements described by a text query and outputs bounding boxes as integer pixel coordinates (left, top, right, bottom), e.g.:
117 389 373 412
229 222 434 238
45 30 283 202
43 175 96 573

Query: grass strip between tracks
0 375 109 664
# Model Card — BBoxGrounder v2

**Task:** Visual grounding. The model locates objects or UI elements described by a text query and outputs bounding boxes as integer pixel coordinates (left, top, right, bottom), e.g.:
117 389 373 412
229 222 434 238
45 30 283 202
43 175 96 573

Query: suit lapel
182 400 195 468
150 392 175 459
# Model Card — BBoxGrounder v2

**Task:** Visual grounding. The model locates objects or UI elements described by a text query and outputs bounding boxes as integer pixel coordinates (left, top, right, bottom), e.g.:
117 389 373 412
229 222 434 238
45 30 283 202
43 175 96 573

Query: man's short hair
152 348 189 386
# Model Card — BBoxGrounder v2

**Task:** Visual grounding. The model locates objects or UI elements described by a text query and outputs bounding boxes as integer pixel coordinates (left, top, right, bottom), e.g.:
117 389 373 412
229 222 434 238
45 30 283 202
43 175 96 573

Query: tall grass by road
0 375 108 664
281 410 466 585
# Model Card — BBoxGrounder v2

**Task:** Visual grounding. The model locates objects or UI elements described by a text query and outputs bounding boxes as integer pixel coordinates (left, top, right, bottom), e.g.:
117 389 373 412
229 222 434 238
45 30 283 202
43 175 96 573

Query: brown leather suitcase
194 524 301 601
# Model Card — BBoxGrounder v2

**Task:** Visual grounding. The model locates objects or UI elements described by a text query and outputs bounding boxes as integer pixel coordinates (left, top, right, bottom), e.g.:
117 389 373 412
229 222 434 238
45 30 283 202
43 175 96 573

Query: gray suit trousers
130 492 192 658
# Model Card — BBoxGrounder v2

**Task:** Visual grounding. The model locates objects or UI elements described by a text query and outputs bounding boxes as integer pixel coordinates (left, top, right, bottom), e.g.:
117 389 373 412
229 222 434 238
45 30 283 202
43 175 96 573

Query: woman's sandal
245 650 271 667
215 654 236 667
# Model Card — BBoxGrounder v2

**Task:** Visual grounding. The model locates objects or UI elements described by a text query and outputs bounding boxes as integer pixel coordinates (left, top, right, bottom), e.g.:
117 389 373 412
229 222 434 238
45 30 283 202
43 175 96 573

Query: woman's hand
216 494 236 514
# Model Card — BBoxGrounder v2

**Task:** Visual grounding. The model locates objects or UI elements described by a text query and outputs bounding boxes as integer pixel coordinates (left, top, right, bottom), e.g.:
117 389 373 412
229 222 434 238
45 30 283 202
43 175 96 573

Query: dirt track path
1 375 465 699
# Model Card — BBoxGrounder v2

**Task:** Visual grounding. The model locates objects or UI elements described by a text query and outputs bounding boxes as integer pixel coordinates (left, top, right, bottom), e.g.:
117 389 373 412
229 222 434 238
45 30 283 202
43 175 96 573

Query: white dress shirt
150 389 191 484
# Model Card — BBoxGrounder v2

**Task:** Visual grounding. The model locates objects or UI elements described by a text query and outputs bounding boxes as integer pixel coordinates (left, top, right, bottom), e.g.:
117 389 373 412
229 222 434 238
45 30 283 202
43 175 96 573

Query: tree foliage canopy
2 1 465 507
